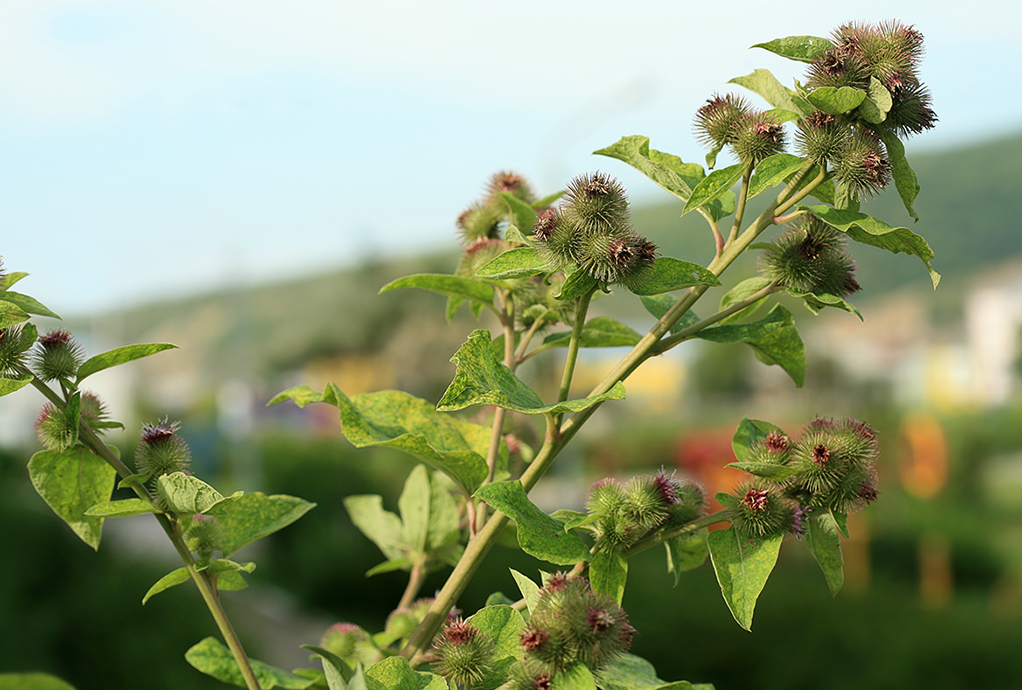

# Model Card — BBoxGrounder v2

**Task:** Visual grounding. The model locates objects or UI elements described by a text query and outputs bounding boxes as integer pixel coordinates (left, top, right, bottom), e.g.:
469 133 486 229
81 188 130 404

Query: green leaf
476 247 549 280
0 271 29 290
600 654 688 690
500 191 538 239
76 343 178 382
273 384 499 496
301 645 354 689
470 605 528 688
142 567 191 604
638 295 701 335
556 270 597 301
363 657 447 690
551 663 598 690
28 447 115 550
365 558 413 577
594 136 702 203
683 164 743 217
858 77 893 124
511 569 542 613
445 295 466 322
806 86 867 115
268 384 326 408
877 128 922 222
471 604 527 660
379 274 495 309
84 497 158 518
437 330 626 415
475 481 591 566
752 35 833 63
344 495 406 562
0 300 29 329
398 465 432 553
0 291 60 319
804 510 845 596
729 69 807 114
533 191 564 208
707 527 784 631
212 492 316 557
185 637 316 689
747 154 807 199
0 373 33 397
398 464 461 557
725 461 800 481
665 529 709 586
797 203 938 286
697 305 805 387
717 276 774 325
539 317 641 350
788 290 862 320
627 258 721 296
590 550 628 604
156 472 224 515
731 418 786 463
0 673 76 690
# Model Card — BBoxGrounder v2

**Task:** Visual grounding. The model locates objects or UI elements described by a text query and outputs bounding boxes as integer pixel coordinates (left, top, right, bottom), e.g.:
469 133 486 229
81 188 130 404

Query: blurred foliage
4 399 1022 689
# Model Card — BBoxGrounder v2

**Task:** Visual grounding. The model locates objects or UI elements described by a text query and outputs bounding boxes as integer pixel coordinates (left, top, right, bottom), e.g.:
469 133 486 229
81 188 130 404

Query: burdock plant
2 19 940 690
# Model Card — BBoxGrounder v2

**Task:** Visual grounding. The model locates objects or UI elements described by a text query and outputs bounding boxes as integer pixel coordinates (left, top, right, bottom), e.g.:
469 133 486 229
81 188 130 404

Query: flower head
32 329 85 382
135 418 191 479
431 618 496 688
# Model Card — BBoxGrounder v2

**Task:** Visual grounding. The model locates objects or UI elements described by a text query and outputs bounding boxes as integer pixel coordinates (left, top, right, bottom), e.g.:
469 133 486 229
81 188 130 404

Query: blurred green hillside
70 130 1021 395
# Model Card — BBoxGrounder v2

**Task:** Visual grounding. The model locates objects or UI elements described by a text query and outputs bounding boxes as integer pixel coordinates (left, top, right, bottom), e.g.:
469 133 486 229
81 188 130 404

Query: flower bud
185 514 225 558
523 573 634 672
457 202 504 245
456 238 508 278
761 215 860 297
732 115 786 165
693 94 753 151
794 111 850 165
486 170 536 205
0 325 35 376
833 130 890 200
624 475 669 531
321 622 366 660
666 480 705 527
787 417 880 513
533 208 576 270
134 419 191 479
32 329 84 382
34 403 78 451
561 172 630 237
727 480 796 538
431 618 496 688
884 81 938 137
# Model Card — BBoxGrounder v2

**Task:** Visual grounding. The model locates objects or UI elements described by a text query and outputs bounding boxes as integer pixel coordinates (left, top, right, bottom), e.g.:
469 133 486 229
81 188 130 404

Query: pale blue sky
2 0 1019 316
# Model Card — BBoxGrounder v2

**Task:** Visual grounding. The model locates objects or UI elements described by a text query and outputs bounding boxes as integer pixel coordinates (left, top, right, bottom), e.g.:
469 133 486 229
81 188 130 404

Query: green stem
653 282 782 354
555 287 595 407
26 372 262 690
624 510 729 559
398 558 427 611
728 164 753 245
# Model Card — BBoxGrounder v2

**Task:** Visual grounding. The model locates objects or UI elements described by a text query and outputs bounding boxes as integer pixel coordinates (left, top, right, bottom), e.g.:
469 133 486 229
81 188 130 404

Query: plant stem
624 510 729 558
26 372 263 690
652 282 782 354
728 164 753 245
398 559 427 611
555 287 595 406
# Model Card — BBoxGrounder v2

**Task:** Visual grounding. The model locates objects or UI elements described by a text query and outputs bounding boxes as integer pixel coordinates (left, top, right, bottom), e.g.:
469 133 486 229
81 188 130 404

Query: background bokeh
3 3 1022 689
